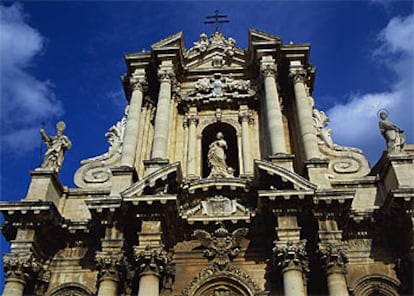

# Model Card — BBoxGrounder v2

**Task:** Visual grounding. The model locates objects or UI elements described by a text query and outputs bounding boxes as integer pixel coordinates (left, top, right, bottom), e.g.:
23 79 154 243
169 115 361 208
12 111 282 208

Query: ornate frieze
185 74 255 102
3 252 41 281
193 223 248 270
273 240 309 272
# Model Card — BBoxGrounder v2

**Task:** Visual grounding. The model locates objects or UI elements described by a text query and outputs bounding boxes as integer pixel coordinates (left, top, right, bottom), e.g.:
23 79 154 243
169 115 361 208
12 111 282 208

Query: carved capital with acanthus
130 76 148 92
318 242 348 274
260 57 277 78
273 240 309 273
134 245 174 278
3 252 42 282
289 68 308 84
95 251 126 283
185 114 199 126
239 109 254 124
158 65 176 84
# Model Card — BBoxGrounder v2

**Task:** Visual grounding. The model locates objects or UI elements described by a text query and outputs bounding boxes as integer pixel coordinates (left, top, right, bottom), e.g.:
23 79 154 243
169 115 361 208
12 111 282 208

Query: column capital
134 245 174 278
273 240 309 273
185 114 199 126
260 56 277 78
131 76 148 92
3 252 41 282
289 68 308 83
158 65 176 83
239 109 254 124
95 251 126 283
318 242 348 274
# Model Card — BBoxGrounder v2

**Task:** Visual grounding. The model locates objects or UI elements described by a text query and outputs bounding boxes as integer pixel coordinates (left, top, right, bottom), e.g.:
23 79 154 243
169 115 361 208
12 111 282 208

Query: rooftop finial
204 10 229 33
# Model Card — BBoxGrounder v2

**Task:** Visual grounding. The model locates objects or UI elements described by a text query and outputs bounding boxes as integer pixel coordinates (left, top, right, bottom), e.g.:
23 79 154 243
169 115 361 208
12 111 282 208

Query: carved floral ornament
273 240 309 272
3 252 42 281
318 242 348 271
95 251 126 282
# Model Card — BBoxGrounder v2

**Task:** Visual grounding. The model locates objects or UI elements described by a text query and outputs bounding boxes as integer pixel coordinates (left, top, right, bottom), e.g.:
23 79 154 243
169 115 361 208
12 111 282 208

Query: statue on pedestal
207 132 234 178
40 121 72 173
378 111 405 154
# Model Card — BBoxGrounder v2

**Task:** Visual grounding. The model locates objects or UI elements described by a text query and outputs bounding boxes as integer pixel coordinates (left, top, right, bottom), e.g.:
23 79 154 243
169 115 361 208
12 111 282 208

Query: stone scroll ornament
74 108 127 188
40 121 72 173
312 108 370 179
207 132 234 178
378 110 406 154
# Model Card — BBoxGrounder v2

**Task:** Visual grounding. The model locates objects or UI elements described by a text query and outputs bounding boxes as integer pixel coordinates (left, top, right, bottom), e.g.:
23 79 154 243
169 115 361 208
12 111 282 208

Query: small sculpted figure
379 111 405 154
208 132 234 178
192 33 209 53
40 121 72 173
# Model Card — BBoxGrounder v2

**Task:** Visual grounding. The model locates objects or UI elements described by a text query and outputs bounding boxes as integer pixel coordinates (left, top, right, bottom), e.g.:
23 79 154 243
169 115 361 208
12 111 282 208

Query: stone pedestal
109 167 137 196
144 159 170 175
25 169 63 207
305 159 331 189
269 153 295 171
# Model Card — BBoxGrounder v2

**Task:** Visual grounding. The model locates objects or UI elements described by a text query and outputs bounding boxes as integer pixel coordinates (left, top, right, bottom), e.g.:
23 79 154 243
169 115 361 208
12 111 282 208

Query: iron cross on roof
204 10 230 32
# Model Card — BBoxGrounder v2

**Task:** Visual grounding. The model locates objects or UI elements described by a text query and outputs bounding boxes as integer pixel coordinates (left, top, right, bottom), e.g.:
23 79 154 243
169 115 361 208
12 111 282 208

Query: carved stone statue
40 121 72 173
378 111 405 154
208 132 234 178
192 33 209 53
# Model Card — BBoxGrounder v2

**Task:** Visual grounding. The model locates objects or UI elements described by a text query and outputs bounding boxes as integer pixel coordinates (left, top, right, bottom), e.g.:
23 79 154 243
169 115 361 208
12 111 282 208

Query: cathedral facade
1 29 413 296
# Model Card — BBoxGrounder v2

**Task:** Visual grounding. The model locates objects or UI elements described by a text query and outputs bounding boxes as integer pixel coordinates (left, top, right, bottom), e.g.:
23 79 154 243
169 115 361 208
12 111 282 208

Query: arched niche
201 122 239 178
46 283 94 296
351 275 400 296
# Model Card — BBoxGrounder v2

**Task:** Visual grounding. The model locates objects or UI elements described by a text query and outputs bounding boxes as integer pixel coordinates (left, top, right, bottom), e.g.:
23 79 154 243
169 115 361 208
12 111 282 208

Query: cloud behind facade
0 3 62 155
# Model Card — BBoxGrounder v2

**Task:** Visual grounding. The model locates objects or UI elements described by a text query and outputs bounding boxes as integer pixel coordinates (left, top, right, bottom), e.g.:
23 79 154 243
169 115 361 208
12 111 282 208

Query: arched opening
193 276 254 296
202 122 239 178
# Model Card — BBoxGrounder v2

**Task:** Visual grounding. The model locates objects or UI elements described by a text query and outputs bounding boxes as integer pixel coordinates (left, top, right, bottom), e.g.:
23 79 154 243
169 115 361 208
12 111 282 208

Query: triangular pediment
151 31 185 51
254 160 317 192
248 28 282 44
121 162 182 198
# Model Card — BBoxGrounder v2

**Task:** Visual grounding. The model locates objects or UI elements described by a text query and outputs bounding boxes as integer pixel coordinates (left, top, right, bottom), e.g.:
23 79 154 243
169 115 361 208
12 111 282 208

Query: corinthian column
319 243 349 296
260 56 287 155
134 245 174 296
151 60 175 160
95 252 125 296
274 240 308 296
239 105 254 174
186 107 199 177
2 252 40 296
120 70 147 167
289 64 320 160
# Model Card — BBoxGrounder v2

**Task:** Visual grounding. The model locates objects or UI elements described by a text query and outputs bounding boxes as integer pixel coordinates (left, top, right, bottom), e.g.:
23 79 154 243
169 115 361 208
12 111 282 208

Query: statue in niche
212 77 224 97
378 111 405 154
208 132 234 178
40 121 72 173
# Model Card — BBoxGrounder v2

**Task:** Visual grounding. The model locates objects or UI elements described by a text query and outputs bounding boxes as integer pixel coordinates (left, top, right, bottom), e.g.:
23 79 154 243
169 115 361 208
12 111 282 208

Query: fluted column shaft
186 108 198 177
2 278 25 296
120 74 146 167
326 267 348 296
138 271 160 296
239 106 253 174
151 61 175 160
290 66 320 160
260 56 287 155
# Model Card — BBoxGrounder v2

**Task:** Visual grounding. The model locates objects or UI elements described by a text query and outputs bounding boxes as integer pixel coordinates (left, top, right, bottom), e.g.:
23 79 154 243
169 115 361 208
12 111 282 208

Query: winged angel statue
193 223 248 269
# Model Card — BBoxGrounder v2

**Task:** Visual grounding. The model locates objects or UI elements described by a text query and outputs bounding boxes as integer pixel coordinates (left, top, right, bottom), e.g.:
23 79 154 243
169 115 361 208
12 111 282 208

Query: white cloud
0 3 62 155
327 13 414 165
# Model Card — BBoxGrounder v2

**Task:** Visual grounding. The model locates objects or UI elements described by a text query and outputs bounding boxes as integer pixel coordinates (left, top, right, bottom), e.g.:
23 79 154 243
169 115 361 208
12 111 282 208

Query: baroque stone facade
1 29 413 296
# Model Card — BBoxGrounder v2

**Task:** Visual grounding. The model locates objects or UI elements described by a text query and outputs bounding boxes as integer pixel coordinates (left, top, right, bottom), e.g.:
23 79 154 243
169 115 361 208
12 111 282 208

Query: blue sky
0 0 413 289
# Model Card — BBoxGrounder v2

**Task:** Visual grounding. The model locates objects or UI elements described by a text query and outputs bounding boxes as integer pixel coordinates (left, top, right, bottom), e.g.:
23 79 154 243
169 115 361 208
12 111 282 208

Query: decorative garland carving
74 108 127 188
312 108 370 179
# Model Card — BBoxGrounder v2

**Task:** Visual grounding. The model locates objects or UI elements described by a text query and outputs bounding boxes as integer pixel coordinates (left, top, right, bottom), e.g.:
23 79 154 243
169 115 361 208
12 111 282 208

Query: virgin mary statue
207 132 234 178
